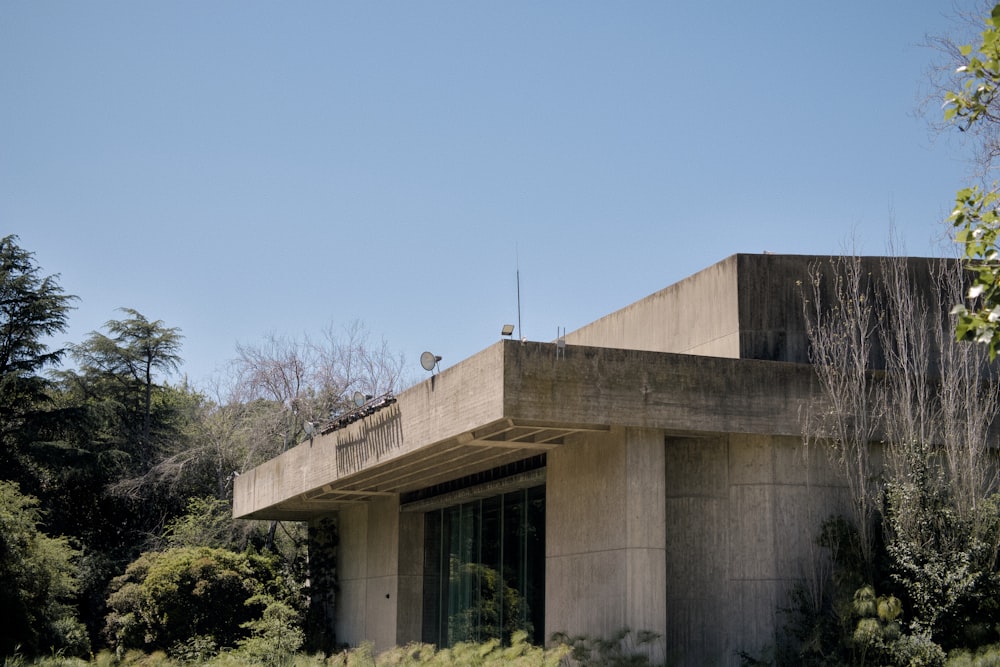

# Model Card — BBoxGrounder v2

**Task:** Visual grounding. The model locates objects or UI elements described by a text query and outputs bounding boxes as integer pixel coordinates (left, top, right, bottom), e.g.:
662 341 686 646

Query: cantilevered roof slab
233 339 821 520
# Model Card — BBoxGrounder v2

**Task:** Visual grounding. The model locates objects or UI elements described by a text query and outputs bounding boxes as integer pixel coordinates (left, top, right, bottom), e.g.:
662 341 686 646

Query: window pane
426 486 545 647
524 485 546 645
421 510 443 645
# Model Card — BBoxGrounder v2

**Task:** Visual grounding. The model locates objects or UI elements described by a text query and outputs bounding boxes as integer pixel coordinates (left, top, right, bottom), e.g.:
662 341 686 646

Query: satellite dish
353 391 366 407
420 351 442 372
304 421 316 437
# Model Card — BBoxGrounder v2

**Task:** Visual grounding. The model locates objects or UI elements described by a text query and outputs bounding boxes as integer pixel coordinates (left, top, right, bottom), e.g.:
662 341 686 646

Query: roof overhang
233 340 821 520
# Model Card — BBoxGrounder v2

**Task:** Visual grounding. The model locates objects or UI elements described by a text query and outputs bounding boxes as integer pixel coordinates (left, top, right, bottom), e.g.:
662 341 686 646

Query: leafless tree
120 321 406 525
802 255 882 570
803 253 1000 632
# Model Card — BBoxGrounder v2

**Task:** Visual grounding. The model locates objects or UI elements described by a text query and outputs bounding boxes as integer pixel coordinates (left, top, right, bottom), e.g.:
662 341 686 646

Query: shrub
327 631 568 666
0 481 88 657
104 546 301 656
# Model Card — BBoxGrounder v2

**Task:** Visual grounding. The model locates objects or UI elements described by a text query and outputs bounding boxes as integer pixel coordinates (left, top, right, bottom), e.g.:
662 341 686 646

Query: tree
69 308 183 468
0 235 75 476
800 255 1000 656
104 546 302 658
0 480 88 657
34 312 189 649
801 254 881 572
945 4 1000 357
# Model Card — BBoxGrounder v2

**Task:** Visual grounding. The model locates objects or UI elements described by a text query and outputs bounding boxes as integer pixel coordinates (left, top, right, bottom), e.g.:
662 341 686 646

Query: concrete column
624 427 666 659
333 495 424 651
545 427 666 656
363 496 401 653
306 514 339 655
335 503 368 647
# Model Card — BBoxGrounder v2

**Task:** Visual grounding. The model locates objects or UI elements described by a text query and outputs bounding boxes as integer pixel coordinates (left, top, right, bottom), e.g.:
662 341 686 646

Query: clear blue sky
1 1 978 388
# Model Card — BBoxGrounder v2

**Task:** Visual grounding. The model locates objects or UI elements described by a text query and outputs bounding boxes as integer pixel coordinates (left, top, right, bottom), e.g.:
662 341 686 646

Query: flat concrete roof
233 339 823 520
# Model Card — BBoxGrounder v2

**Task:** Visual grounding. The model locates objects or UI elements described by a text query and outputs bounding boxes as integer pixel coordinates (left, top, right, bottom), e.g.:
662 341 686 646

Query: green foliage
160 498 242 551
945 3 1000 357
66 309 184 473
755 516 955 667
0 234 75 412
948 186 1000 358
230 593 305 665
948 642 1000 667
549 628 664 666
327 630 569 666
847 584 945 667
104 546 301 656
883 475 1000 644
446 561 531 645
943 5 1000 130
0 480 88 658
0 234 77 500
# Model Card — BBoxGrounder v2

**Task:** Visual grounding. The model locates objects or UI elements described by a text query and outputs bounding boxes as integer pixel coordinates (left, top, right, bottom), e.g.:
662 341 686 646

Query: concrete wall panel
546 551 626 638
338 505 368 583
366 497 399 579
773 485 841 577
728 485 777 581
665 437 728 498
546 430 626 556
728 433 775 485
626 428 665 550
665 495 728 591
565 255 741 357
547 427 666 650
336 579 367 647
663 433 853 665
336 505 368 646
365 575 398 651
726 580 781 666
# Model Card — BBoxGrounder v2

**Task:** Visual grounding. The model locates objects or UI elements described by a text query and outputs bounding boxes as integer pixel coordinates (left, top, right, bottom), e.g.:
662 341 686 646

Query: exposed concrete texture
564 255 741 357
335 504 368 647
396 511 424 646
565 254 956 365
665 434 849 666
545 427 666 657
334 496 418 653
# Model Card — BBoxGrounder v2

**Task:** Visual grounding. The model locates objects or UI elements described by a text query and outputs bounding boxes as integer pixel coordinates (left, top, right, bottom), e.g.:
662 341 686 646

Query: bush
549 628 663 666
327 631 568 666
0 480 88 658
104 546 301 656
947 642 1000 667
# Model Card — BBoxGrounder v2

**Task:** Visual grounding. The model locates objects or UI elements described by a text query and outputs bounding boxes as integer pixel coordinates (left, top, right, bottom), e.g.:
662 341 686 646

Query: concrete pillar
546 427 666 656
306 514 339 655
333 495 424 652
362 496 401 653
336 503 368 647
624 427 667 660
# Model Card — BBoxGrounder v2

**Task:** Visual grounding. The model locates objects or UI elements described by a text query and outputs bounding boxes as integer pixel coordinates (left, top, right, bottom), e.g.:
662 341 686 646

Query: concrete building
233 253 939 665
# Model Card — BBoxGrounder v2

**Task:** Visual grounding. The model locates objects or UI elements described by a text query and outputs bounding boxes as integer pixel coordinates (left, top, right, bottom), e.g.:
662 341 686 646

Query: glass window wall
422 485 545 647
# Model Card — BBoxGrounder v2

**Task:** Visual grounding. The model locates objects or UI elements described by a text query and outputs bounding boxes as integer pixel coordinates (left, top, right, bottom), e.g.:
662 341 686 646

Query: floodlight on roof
501 324 515 337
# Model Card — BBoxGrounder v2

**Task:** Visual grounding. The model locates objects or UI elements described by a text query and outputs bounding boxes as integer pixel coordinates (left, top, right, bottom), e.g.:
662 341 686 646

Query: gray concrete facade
233 254 926 665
